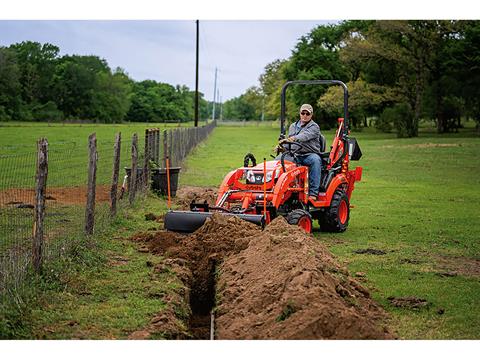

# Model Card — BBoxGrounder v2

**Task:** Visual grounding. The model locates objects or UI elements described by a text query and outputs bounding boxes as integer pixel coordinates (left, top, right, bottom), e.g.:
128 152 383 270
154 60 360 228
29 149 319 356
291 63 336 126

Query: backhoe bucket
164 210 265 233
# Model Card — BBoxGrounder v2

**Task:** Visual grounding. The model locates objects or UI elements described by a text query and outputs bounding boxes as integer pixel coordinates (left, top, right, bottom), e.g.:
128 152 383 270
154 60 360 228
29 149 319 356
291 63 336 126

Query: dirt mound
131 214 393 339
216 216 393 339
173 186 218 209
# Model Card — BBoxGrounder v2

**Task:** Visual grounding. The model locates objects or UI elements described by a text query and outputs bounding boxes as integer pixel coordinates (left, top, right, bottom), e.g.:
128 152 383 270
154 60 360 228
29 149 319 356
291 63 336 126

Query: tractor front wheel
286 209 313 233
318 189 350 232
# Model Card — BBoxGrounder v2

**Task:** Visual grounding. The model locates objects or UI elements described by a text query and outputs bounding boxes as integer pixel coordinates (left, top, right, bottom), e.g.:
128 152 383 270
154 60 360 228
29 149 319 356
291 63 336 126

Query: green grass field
1 121 479 339
180 123 480 339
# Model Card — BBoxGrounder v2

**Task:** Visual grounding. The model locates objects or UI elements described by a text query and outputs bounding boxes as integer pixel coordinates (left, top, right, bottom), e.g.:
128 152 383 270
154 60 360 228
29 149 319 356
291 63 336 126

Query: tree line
0 41 210 123
223 20 480 137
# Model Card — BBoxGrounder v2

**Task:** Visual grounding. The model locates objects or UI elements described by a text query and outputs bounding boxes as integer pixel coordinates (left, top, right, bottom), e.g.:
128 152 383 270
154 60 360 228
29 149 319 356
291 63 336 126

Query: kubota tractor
164 80 362 233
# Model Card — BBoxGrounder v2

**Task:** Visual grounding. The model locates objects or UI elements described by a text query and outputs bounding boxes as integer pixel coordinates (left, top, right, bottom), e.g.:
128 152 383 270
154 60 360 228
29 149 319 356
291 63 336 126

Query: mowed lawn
0 121 196 150
180 124 480 339
0 121 197 189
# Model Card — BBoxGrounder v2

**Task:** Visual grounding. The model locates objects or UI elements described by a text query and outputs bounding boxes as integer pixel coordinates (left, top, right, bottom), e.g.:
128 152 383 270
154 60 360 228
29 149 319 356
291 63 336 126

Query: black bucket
151 167 181 197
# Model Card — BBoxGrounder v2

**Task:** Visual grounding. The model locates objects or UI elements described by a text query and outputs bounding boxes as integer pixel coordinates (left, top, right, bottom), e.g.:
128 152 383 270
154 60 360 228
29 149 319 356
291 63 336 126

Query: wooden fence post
143 129 150 192
129 133 138 205
163 129 168 168
110 132 121 217
33 138 48 273
155 129 160 165
85 133 97 236
168 130 173 166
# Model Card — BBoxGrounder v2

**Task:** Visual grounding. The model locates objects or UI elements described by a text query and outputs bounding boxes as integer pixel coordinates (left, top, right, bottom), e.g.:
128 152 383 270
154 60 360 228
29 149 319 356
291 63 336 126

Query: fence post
110 132 121 217
85 133 97 236
168 130 173 166
144 129 152 192
33 138 48 273
163 129 168 168
129 133 138 205
155 129 160 165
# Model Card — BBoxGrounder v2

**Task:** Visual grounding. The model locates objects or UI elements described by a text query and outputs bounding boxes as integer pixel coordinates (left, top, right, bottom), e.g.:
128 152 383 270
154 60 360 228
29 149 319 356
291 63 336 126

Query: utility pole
212 67 218 122
194 20 199 127
219 96 223 122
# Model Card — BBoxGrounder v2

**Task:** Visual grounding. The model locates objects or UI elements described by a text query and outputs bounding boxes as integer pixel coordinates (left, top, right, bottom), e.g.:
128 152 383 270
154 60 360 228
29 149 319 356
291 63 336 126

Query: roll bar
280 80 349 137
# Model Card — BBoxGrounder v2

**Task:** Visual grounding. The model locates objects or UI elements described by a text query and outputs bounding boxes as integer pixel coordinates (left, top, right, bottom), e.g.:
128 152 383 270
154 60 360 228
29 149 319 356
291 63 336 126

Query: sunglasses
300 111 311 116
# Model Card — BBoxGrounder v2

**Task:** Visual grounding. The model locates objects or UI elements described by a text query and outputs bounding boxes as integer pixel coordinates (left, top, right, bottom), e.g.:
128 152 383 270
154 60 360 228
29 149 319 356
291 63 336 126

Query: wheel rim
298 216 312 233
339 200 348 224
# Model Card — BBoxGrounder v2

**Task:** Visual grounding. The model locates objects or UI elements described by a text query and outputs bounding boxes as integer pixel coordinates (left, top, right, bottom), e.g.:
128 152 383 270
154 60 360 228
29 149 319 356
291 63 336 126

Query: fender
272 166 308 208
310 173 347 207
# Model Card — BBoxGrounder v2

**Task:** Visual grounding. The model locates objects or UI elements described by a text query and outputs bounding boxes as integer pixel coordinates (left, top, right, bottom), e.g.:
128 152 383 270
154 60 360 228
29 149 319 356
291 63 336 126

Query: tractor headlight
265 170 273 182
246 170 256 183
265 169 277 183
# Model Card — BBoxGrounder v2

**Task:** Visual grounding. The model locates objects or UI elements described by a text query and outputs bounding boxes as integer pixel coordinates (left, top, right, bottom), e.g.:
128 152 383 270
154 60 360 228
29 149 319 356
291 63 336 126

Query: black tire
286 209 313 233
318 189 350 232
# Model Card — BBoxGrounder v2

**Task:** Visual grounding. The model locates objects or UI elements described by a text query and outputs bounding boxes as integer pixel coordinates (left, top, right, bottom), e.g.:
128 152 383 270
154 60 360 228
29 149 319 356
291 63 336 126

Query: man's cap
300 104 313 114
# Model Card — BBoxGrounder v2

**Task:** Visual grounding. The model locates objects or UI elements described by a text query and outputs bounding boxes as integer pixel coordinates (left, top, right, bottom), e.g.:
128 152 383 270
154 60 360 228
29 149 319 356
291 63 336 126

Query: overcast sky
0 20 335 101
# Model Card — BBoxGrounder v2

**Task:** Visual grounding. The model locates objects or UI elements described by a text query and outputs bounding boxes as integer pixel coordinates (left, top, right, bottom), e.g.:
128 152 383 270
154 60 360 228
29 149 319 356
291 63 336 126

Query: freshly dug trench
132 212 394 339
134 214 260 339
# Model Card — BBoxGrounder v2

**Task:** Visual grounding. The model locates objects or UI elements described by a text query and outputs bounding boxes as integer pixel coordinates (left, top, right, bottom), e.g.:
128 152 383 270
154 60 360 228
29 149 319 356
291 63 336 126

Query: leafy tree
91 68 133 123
222 88 262 121
341 21 465 137
52 55 100 119
453 21 480 131
258 59 293 120
282 23 351 127
318 78 401 130
0 47 22 120
9 41 60 105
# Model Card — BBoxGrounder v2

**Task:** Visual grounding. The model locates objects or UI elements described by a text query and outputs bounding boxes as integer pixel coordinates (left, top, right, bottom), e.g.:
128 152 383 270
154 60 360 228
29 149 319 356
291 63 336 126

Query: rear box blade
164 210 265 233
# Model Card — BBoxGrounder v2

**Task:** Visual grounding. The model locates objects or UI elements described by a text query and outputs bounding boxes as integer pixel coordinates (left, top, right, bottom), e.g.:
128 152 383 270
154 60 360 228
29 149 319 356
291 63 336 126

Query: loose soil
132 196 394 339
387 296 431 310
435 255 480 278
173 186 218 209
0 185 112 206
354 248 387 255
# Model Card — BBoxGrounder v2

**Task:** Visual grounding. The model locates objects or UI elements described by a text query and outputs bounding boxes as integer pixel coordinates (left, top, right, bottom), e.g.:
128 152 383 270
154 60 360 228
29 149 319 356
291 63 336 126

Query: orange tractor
165 80 362 233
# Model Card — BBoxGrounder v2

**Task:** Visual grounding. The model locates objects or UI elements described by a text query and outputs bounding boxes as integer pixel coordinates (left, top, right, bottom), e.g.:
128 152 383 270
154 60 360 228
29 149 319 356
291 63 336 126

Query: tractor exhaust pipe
164 210 265 233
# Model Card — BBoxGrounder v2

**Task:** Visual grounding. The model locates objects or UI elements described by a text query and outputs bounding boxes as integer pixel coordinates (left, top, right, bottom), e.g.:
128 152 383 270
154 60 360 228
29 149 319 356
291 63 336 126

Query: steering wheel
279 141 303 172
279 141 303 154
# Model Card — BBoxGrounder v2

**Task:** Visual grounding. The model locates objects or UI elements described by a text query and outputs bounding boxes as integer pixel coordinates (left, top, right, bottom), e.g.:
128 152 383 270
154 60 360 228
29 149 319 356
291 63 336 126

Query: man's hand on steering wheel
278 136 295 144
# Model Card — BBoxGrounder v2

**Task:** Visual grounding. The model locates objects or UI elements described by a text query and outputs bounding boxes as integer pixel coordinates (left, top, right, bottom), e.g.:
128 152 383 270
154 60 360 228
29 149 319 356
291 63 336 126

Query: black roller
164 210 265 233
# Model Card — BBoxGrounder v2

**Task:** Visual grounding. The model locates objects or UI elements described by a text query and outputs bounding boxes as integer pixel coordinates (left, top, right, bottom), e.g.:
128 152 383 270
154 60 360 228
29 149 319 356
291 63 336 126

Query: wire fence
0 121 216 300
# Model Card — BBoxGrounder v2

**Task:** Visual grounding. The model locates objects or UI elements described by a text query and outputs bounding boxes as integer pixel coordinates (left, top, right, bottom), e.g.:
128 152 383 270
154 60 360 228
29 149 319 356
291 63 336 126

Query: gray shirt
288 120 322 154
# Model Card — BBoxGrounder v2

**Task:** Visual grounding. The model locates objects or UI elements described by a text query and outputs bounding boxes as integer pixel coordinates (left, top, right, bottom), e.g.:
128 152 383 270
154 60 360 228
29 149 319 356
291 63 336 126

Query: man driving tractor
279 103 322 198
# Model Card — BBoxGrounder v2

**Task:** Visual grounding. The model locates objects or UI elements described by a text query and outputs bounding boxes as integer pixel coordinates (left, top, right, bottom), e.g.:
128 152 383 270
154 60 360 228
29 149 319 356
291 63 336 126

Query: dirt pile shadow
132 211 394 339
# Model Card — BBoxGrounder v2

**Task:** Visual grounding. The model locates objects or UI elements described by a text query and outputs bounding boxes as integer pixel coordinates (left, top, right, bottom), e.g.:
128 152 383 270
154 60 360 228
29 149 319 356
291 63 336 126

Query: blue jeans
296 153 322 196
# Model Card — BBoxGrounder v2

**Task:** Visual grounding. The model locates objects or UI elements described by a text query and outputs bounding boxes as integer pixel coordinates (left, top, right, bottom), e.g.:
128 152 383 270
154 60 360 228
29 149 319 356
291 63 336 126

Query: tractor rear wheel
318 189 349 232
286 209 313 233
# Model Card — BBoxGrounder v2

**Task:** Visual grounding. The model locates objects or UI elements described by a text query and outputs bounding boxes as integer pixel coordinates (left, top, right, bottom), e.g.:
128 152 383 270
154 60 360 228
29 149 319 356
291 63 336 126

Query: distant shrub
0 106 11 121
380 103 414 137
31 101 64 122
16 104 33 122
376 112 393 133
